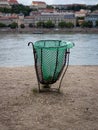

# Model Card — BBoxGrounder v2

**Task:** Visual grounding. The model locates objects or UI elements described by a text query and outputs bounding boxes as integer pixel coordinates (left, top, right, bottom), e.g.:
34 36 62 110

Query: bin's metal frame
28 41 70 92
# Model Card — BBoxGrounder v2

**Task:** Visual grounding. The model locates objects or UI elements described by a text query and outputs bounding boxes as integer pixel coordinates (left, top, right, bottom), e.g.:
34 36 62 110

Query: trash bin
28 40 74 92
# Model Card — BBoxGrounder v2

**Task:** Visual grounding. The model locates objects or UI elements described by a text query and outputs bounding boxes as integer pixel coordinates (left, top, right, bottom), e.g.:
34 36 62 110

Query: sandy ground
0 66 98 130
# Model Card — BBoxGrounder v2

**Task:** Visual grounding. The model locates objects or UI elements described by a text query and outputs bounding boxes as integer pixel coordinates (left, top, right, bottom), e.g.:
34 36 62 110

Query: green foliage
0 7 11 13
44 20 55 28
36 21 44 28
58 21 66 28
77 17 84 20
96 21 98 27
11 4 32 16
67 4 87 11
81 21 87 27
0 4 33 16
88 4 98 11
36 21 55 28
29 23 33 28
0 4 98 15
58 21 74 28
20 24 25 28
65 22 74 28
81 21 93 28
86 21 93 28
9 22 18 29
76 17 85 27
46 5 54 9
0 22 7 27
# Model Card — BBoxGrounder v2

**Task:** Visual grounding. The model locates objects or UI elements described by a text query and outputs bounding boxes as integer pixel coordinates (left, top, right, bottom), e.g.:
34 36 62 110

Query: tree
65 22 74 28
76 17 85 27
9 22 18 29
36 21 44 28
58 21 66 28
44 20 55 28
46 5 54 9
20 24 25 28
11 4 32 16
67 4 87 11
0 7 11 13
0 5 34 15
87 21 93 28
96 20 98 27
81 21 93 28
29 23 33 28
88 4 98 11
0 23 7 27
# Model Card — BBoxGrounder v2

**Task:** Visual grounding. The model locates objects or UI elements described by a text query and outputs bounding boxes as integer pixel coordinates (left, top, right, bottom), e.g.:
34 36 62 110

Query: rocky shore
0 27 98 34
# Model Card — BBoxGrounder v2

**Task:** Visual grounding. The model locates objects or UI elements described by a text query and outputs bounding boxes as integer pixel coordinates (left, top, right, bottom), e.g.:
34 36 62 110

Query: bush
20 24 25 28
65 22 74 28
58 21 66 28
0 22 7 27
29 23 33 28
44 20 55 28
9 22 18 29
81 21 93 28
36 21 44 28
96 21 98 27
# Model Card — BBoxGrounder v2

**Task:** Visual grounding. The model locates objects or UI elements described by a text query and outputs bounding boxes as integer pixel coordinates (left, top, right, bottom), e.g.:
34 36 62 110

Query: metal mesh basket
28 40 74 92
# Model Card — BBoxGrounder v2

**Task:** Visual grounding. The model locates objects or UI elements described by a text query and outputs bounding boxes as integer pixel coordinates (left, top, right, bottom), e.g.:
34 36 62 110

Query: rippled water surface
0 33 98 66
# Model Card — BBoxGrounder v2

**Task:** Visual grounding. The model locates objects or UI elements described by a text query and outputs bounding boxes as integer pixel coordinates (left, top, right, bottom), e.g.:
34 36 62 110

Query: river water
0 33 98 67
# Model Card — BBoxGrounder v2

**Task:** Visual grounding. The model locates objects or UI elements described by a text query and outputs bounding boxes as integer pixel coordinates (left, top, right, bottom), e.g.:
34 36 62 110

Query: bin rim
34 40 75 49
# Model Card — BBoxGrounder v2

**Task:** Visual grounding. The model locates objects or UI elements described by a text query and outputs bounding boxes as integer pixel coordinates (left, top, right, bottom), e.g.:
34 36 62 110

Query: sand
0 66 98 130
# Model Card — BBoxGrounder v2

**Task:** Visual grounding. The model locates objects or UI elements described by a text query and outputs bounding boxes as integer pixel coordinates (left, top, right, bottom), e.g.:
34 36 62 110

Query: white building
0 0 10 8
0 16 18 25
85 12 98 27
31 1 47 9
35 12 76 27
75 9 89 17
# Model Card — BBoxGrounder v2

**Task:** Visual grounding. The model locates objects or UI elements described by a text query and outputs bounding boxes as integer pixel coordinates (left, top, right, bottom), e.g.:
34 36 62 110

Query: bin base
39 87 60 93
36 83 60 93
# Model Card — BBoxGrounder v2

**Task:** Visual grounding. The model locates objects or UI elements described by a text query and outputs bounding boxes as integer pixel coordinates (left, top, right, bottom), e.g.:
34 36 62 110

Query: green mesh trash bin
28 40 74 92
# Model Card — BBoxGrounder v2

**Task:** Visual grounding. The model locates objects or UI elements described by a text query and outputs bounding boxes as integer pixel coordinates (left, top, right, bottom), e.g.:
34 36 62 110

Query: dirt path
0 66 98 130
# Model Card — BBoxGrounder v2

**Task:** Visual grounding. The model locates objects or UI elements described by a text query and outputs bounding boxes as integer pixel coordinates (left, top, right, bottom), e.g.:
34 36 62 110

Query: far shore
0 27 98 34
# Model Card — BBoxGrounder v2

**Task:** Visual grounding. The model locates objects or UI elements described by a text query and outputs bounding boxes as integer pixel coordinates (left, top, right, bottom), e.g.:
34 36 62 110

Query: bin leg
58 50 70 91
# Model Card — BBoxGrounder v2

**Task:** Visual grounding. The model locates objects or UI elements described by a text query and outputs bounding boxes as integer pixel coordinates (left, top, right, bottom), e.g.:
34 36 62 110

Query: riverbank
0 66 98 130
1 27 98 34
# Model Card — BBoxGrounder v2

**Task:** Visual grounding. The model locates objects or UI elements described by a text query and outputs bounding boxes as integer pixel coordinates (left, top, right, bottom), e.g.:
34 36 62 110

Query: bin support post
28 42 41 92
58 50 70 91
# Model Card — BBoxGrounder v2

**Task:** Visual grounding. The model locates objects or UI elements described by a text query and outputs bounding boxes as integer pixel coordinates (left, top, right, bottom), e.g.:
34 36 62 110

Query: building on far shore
0 0 18 8
31 1 47 9
0 11 76 27
35 12 76 27
8 0 18 5
75 9 89 17
24 16 35 27
0 16 18 25
85 12 98 27
0 0 11 8
64 13 76 27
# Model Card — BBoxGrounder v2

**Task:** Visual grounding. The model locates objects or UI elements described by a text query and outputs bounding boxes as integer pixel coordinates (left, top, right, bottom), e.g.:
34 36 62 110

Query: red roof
0 16 18 20
32 1 46 5
8 0 18 4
